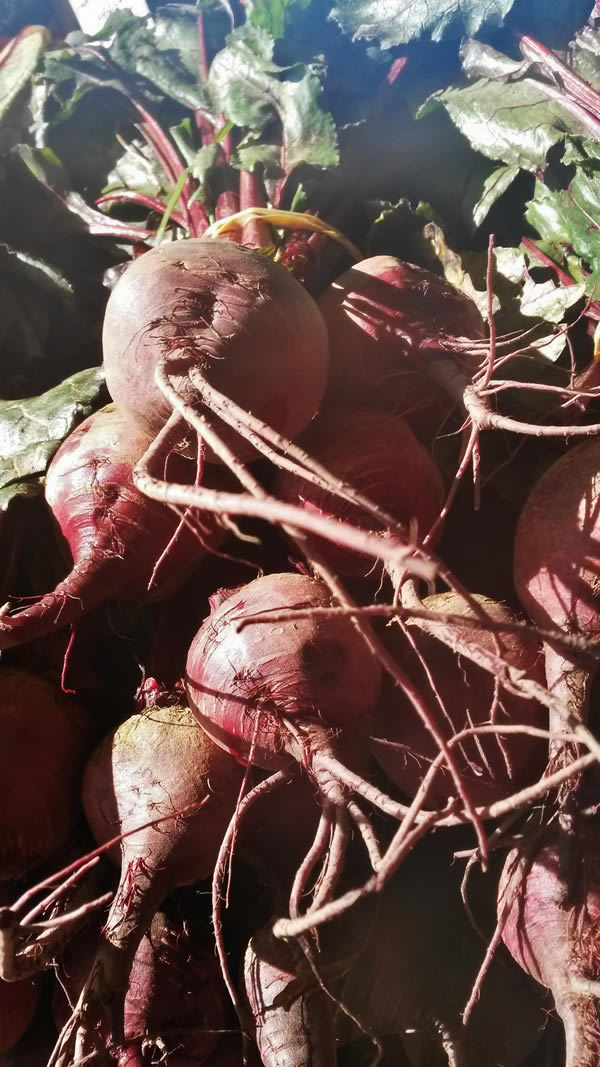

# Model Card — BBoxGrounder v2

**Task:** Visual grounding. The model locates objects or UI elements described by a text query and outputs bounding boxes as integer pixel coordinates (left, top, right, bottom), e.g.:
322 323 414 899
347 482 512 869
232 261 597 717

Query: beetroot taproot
0 405 224 651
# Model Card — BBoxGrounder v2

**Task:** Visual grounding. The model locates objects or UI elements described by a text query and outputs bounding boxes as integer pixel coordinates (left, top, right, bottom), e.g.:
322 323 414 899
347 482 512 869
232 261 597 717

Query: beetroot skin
317 255 484 432
370 593 547 807
0 668 91 881
499 830 600 1067
274 407 445 575
185 572 382 768
102 238 329 461
0 405 224 651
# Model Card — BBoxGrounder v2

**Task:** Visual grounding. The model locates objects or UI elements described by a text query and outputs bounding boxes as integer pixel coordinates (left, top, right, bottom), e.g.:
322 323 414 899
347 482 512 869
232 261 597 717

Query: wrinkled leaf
571 23 600 93
210 26 338 171
561 135 600 167
0 27 49 153
103 136 167 199
109 12 211 112
330 0 513 48
459 38 526 80
188 142 221 206
151 6 208 77
234 137 281 173
0 367 106 511
525 172 600 281
493 245 585 321
422 76 598 172
520 274 585 321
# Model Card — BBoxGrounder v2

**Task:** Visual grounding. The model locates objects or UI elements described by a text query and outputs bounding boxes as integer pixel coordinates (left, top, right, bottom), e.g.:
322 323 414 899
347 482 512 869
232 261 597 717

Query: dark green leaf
422 76 598 172
189 141 221 186
210 26 338 171
525 172 600 280
152 6 207 77
0 28 49 153
234 138 281 173
109 13 211 112
0 367 106 511
329 0 514 48
103 137 168 199
561 135 600 167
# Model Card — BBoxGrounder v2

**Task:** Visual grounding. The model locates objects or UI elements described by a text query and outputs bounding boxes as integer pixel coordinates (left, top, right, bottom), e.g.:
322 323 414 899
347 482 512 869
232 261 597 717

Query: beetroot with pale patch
0 405 224 651
274 407 445 575
54 702 242 1063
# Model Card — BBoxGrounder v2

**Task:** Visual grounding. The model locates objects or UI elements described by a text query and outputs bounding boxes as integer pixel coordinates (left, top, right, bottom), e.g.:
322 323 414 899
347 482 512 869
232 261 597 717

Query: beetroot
330 835 546 1067
54 701 242 1063
185 571 382 769
273 407 445 576
318 256 483 431
499 829 600 1067
55 910 226 1066
318 255 600 444
0 405 224 651
187 572 409 939
513 438 600 764
102 238 329 463
102 239 428 583
0 668 91 881
244 924 336 1067
370 592 547 808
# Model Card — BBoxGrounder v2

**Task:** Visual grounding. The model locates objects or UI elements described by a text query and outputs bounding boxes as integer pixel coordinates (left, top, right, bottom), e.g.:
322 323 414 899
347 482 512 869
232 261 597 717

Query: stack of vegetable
3 2 600 1066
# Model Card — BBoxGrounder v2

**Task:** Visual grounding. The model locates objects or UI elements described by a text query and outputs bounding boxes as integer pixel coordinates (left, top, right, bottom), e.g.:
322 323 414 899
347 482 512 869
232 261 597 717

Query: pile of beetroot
2 227 600 1067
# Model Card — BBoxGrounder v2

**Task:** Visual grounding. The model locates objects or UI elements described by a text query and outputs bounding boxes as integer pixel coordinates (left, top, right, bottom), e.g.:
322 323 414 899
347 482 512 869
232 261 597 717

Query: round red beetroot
185 572 382 769
0 978 39 1055
318 256 484 438
102 238 329 462
274 406 445 576
0 669 91 881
